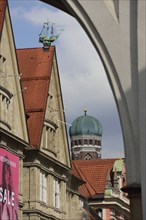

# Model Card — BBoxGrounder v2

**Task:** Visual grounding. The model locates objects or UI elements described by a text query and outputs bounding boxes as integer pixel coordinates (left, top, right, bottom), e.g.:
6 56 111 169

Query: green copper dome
69 110 103 137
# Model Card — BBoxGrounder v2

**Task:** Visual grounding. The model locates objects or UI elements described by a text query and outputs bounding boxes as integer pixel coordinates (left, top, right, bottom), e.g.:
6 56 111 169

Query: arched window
84 139 87 145
78 140 81 145
98 140 101 146
89 139 92 145
95 140 98 145
74 140 77 145
85 154 92 160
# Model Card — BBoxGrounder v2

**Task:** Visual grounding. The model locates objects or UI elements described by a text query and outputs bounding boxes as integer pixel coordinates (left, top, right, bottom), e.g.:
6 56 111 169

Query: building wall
40 53 70 167
0 4 28 220
22 150 85 220
0 7 28 142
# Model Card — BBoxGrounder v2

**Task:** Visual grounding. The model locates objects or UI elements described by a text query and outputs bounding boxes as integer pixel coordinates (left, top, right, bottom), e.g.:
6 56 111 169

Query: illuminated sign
0 148 19 220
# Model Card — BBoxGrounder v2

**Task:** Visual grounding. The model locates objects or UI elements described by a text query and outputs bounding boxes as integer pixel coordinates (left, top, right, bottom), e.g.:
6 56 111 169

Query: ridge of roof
72 161 97 197
72 159 117 197
17 47 55 148
0 0 7 39
17 46 55 50
77 165 97 197
72 158 117 165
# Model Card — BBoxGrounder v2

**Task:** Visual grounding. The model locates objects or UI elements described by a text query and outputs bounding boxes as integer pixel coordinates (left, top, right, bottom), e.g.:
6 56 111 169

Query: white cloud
10 6 25 17
10 3 76 27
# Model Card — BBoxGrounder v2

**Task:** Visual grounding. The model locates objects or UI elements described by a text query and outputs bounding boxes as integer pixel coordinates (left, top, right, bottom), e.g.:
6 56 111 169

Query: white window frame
40 171 47 203
53 178 60 208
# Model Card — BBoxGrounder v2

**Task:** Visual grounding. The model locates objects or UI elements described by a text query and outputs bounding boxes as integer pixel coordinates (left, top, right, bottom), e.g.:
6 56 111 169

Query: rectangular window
40 171 47 203
53 178 59 208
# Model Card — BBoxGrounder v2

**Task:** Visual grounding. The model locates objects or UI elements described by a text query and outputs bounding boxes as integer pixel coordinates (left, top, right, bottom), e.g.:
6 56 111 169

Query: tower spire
84 108 87 115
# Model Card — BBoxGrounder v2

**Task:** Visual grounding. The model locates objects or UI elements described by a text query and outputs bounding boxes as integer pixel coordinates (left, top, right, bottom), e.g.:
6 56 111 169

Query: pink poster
0 148 19 220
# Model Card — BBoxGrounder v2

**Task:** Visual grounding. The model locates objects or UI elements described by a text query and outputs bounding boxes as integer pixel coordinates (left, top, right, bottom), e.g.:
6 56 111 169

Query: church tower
69 110 103 160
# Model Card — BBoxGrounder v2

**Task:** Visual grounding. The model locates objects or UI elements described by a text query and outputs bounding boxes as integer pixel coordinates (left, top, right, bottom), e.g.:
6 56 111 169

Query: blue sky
8 0 124 158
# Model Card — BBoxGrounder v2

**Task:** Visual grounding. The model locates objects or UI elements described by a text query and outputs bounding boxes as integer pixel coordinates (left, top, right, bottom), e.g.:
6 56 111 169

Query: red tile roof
72 159 117 198
17 47 55 148
0 0 6 38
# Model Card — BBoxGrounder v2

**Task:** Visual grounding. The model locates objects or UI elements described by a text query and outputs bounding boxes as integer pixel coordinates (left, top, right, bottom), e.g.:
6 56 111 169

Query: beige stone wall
40 54 70 168
0 7 28 142
0 6 29 220
23 152 75 220
66 190 84 220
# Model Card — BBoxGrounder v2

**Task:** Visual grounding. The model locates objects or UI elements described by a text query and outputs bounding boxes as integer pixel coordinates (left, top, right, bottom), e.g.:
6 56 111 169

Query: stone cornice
0 127 29 147
24 147 71 173
23 161 68 182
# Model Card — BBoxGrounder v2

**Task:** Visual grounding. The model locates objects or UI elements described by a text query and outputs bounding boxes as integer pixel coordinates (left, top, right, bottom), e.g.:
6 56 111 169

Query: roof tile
17 47 55 148
0 0 6 37
72 159 117 198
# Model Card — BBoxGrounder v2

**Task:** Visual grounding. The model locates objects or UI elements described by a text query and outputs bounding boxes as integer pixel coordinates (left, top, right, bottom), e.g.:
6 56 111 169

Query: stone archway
42 1 146 219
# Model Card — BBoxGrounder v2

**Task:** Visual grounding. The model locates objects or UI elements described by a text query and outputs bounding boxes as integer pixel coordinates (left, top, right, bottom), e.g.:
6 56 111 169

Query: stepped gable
0 0 6 38
17 47 55 148
72 159 117 198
